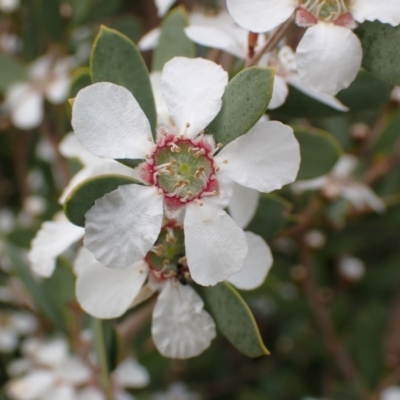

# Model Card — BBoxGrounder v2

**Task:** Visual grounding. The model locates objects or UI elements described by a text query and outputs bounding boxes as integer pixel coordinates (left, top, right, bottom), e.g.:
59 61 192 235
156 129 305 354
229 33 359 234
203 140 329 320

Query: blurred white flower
7 337 149 400
304 229 326 249
227 0 400 95
338 256 365 281
153 383 201 400
71 57 299 286
154 0 175 17
0 311 37 353
381 386 400 400
5 55 73 130
292 155 385 213
0 0 19 13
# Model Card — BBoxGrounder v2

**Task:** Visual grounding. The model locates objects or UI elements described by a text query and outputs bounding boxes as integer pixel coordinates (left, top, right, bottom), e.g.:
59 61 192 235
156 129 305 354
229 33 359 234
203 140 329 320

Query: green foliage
205 67 275 145
203 282 269 358
91 26 157 135
41 0 66 42
373 110 400 157
69 67 92 98
247 194 292 240
271 70 391 119
294 127 342 180
356 21 400 86
64 174 141 227
152 6 195 71
0 55 27 92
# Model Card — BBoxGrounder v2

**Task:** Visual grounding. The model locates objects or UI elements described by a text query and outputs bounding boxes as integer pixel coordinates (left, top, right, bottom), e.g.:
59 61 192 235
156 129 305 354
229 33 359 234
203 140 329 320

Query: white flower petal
268 75 289 110
0 0 19 13
138 28 161 51
155 0 175 17
76 259 148 319
54 356 92 385
77 387 105 400
10 312 37 335
228 183 260 229
84 184 163 269
42 385 76 400
331 155 357 179
59 133 99 167
7 371 55 400
114 391 134 400
28 213 84 277
381 386 400 400
72 82 154 160
287 74 349 111
184 201 248 286
341 183 385 213
150 72 170 125
152 281 216 358
228 232 273 290
45 75 70 104
292 177 328 193
217 120 300 193
6 84 43 130
227 0 296 32
296 23 362 95
34 338 68 367
112 357 150 388
351 0 400 26
0 330 18 352
161 57 228 138
184 26 244 59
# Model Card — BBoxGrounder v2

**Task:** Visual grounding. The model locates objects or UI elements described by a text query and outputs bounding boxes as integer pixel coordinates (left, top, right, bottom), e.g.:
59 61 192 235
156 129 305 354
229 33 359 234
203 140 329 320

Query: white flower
5 55 73 129
0 311 37 353
71 56 300 286
7 337 149 400
152 382 200 400
381 386 400 400
292 154 385 213
0 0 19 13
184 10 348 110
227 0 400 95
154 0 175 17
338 256 365 281
74 223 273 359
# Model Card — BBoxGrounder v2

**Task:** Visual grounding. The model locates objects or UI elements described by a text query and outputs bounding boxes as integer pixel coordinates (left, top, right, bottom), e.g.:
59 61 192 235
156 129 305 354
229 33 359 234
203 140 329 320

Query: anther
186 123 190 128
223 159 228 164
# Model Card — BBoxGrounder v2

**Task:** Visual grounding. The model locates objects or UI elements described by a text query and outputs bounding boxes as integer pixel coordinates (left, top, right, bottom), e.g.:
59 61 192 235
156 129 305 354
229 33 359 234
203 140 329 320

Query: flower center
299 0 350 21
141 133 219 206
145 224 189 283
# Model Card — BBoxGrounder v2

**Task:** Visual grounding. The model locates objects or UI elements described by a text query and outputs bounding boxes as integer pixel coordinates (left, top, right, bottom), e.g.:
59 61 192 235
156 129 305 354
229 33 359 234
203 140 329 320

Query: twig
299 245 359 382
245 13 296 68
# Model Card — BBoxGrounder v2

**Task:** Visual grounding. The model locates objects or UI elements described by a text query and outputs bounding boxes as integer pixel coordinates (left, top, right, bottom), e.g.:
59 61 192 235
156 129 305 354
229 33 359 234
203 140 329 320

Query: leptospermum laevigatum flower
227 0 400 95
75 222 273 358
71 56 300 287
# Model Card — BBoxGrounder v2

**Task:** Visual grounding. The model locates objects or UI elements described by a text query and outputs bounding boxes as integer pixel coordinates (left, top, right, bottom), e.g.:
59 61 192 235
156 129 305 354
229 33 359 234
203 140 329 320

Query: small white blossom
338 256 365 281
72 56 300 286
381 386 400 400
5 55 73 129
292 155 385 213
227 0 400 95
154 0 175 17
0 0 19 13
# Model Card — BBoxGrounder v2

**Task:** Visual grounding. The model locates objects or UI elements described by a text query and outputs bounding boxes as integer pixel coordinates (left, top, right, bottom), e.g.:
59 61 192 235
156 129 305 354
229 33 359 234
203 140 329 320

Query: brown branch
299 245 359 382
245 13 296 68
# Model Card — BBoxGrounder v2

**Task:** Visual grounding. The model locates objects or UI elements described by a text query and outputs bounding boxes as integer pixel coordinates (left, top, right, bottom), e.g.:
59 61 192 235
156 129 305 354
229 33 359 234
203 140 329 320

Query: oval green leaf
295 128 342 180
373 110 400 157
0 55 27 92
69 67 92 98
203 282 269 358
64 174 141 227
356 21 400 86
205 67 275 145
91 26 157 135
152 6 195 71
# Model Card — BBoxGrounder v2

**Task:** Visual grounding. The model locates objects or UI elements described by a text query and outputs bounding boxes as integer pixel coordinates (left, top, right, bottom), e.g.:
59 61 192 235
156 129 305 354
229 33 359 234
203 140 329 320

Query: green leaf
64 174 141 227
91 26 157 135
152 6 195 71
247 194 292 240
0 55 27 92
295 127 342 180
203 282 269 358
356 21 400 85
373 110 400 157
69 67 92 98
271 70 391 119
6 242 65 330
205 67 275 145
41 0 66 42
